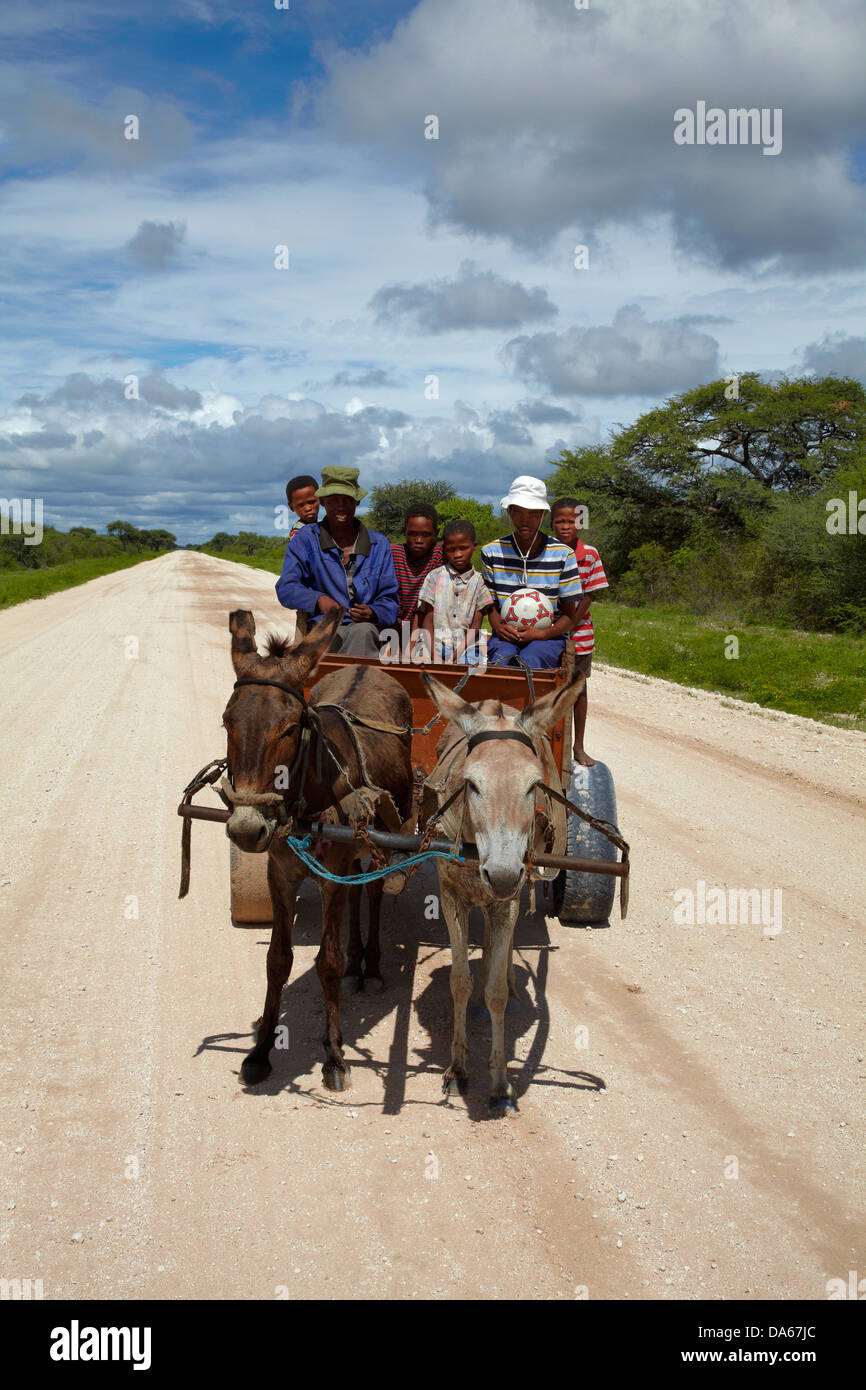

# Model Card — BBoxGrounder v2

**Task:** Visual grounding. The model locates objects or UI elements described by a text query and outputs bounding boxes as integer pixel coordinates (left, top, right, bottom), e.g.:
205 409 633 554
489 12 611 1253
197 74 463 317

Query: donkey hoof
340 973 362 993
443 1072 468 1097
363 974 384 993
240 1054 272 1086
488 1094 517 1115
323 1064 350 1092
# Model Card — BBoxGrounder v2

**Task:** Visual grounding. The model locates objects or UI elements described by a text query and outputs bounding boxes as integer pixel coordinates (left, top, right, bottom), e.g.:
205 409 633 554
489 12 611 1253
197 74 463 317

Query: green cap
316 465 367 502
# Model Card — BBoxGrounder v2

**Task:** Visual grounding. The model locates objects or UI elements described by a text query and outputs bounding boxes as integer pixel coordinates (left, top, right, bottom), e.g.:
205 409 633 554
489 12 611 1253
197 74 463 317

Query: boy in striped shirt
551 496 609 767
391 504 443 627
482 476 582 669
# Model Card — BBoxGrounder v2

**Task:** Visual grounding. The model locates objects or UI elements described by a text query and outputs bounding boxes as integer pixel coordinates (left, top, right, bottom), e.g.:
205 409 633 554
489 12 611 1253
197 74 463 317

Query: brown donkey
224 607 413 1090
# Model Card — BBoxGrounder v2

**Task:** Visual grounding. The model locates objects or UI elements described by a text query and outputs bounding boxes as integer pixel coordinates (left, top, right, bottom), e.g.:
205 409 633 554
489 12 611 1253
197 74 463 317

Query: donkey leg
505 940 520 1012
362 877 385 991
479 915 492 997
483 902 519 1113
241 851 301 1086
440 874 473 1096
507 936 518 998
316 858 352 1091
342 884 363 992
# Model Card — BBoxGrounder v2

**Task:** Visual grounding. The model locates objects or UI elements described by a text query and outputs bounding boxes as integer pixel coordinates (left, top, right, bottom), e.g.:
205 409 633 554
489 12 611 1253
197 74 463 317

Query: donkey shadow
410 886 606 1119
195 864 604 1115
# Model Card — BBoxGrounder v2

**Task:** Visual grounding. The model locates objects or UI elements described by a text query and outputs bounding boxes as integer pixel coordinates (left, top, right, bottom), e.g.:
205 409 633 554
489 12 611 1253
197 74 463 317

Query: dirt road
1 551 863 1301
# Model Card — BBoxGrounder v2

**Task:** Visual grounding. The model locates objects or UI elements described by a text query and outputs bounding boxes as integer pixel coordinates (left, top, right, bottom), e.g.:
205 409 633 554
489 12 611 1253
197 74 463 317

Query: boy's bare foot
573 748 595 767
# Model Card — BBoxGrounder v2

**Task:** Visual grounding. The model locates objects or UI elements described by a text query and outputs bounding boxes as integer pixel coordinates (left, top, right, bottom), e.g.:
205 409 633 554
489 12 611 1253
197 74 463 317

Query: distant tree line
0 520 176 570
194 530 284 558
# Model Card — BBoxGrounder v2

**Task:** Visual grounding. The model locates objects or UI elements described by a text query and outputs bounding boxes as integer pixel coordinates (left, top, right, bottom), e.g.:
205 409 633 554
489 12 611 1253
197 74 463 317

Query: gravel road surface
1 551 863 1300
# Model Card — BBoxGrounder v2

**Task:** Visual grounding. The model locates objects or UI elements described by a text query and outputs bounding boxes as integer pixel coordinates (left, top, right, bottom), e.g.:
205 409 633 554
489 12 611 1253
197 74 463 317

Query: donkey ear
517 670 585 739
422 671 487 738
230 610 257 671
283 606 345 685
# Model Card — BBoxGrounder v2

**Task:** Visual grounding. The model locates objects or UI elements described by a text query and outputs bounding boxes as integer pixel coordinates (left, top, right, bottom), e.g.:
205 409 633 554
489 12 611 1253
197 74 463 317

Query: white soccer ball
500 587 555 633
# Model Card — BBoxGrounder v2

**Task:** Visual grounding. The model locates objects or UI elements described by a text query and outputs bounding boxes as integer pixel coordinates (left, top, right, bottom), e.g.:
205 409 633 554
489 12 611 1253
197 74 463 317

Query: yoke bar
176 802 627 878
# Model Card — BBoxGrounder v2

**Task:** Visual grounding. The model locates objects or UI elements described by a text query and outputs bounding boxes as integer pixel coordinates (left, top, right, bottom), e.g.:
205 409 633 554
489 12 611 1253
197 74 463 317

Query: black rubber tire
553 760 619 926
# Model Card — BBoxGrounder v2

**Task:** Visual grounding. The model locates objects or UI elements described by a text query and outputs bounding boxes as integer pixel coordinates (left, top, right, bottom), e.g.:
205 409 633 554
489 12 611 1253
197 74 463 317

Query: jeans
485 635 566 669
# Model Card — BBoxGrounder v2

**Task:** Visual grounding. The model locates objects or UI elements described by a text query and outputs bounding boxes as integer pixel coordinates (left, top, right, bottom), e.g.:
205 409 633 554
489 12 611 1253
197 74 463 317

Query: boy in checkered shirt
551 497 608 767
416 520 494 661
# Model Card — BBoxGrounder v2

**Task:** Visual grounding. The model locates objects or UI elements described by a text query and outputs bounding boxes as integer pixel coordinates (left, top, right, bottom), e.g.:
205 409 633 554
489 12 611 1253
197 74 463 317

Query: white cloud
503 305 722 396
314 0 866 270
0 373 598 537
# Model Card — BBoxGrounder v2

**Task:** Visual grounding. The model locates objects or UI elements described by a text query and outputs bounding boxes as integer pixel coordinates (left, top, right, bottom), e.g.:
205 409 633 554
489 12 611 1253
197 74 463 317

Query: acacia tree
610 373 865 494
107 520 141 552
208 532 236 552
139 529 177 551
548 374 866 573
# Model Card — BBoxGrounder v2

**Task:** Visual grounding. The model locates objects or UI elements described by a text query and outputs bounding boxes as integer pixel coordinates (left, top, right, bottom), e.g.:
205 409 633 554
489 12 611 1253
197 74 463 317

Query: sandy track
0 551 863 1301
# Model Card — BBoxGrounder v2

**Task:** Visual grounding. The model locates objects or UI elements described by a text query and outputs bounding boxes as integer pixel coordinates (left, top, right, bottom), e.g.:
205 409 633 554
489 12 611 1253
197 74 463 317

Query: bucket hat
500 475 550 512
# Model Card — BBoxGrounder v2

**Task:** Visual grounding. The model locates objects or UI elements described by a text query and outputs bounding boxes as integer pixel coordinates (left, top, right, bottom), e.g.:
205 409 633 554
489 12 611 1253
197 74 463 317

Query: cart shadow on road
194 864 606 1119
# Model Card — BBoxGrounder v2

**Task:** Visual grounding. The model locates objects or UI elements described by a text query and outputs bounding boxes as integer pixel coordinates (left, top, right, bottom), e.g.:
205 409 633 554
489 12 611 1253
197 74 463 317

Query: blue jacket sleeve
369 540 399 628
275 535 321 615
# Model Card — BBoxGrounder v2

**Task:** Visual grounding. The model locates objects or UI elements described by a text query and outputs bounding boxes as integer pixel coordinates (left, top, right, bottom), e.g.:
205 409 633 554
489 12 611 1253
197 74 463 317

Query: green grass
593 601 866 730
0 553 166 611
198 546 284 574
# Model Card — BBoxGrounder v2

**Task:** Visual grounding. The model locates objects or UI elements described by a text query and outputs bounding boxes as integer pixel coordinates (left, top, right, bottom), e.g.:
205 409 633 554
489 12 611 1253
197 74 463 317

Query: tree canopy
546 372 866 632
366 478 456 538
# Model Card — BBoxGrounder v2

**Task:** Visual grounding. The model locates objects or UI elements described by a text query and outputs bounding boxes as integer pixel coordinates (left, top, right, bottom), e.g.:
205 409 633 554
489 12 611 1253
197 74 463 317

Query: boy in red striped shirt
551 497 609 768
391 504 443 628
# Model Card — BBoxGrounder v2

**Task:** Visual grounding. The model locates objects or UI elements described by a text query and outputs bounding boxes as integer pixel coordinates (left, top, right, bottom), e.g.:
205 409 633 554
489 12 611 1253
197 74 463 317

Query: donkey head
423 671 585 900
223 607 344 852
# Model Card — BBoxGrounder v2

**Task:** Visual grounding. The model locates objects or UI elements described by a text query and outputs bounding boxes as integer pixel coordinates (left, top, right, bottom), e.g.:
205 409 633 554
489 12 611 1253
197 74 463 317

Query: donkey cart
177 610 630 1108
178 650 629 928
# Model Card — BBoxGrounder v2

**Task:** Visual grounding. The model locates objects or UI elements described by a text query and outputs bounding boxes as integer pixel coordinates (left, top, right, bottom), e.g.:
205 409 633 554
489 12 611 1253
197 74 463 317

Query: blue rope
284 834 466 885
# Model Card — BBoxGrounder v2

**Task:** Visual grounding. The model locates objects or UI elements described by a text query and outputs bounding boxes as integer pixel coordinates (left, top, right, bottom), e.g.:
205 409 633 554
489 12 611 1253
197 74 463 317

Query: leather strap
466 729 536 754
233 676 305 700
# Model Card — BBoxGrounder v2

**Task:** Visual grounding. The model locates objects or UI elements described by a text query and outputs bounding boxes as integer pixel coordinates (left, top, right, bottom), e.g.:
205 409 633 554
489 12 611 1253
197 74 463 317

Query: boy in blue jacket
276 465 398 656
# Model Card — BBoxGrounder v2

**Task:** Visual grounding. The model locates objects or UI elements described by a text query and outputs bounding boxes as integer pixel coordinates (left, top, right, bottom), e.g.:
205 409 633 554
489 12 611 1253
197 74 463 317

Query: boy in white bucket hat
481 474 583 669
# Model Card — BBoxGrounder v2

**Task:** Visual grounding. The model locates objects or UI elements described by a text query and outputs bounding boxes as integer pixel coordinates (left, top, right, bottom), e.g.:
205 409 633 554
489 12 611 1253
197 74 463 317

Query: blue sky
2 0 865 542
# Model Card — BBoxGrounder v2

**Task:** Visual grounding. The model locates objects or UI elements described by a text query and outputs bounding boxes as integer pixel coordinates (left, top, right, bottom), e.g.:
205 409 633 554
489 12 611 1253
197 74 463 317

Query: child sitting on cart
391 504 443 629
482 475 582 669
415 520 494 663
285 474 321 540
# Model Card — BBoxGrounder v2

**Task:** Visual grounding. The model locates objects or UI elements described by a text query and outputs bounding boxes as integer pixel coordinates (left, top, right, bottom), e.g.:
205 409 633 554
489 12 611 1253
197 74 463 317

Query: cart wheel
229 842 273 926
553 760 619 926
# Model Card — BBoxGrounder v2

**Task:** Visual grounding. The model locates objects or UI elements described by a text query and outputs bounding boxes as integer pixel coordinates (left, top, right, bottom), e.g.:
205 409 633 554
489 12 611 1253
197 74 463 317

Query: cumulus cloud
16 370 201 415
0 373 597 537
801 332 866 382
370 259 557 333
316 0 866 270
126 220 188 270
503 305 721 397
